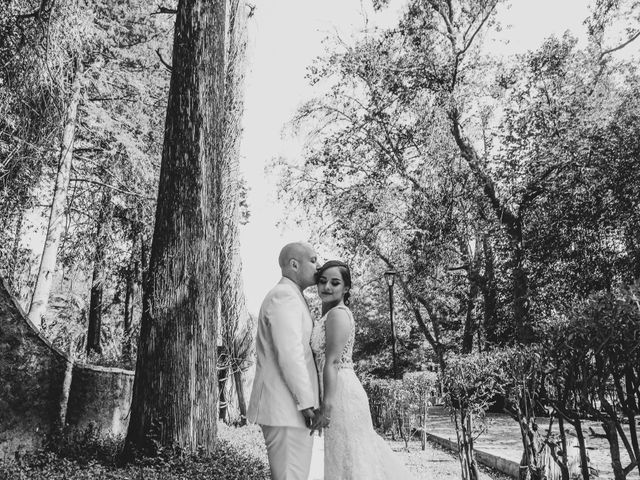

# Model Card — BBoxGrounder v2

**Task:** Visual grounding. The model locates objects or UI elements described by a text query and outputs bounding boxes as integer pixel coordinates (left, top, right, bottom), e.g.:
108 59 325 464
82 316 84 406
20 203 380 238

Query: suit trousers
261 425 314 480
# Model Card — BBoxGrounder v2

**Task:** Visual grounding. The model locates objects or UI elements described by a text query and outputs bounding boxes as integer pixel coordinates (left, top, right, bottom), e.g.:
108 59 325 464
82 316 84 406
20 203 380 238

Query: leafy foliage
363 370 438 446
0 424 269 480
281 0 640 477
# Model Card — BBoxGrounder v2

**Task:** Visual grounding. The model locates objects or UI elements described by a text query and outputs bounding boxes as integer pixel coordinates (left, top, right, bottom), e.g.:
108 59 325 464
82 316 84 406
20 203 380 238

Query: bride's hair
315 260 352 306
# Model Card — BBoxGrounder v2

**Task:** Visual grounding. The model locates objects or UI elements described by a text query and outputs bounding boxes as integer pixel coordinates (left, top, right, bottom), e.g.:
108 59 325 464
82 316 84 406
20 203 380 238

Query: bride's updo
315 260 352 305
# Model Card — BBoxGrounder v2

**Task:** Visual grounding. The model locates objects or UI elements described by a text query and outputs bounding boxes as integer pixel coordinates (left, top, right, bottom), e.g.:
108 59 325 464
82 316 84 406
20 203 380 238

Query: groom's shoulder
260 282 301 313
265 281 297 302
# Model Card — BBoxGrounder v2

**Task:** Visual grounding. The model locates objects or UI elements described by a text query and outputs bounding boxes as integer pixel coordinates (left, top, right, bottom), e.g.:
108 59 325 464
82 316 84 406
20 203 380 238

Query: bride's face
317 267 349 305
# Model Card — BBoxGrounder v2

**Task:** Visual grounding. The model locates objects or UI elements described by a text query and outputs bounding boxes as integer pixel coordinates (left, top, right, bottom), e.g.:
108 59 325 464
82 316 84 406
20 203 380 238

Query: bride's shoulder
326 305 352 323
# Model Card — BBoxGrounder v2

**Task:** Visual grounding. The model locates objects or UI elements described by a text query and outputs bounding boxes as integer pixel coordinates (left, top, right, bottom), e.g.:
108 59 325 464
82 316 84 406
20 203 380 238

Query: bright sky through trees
238 0 596 314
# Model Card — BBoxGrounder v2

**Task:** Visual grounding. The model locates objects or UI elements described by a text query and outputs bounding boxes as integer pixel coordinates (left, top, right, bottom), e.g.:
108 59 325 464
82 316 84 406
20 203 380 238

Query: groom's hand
301 407 316 428
309 408 327 436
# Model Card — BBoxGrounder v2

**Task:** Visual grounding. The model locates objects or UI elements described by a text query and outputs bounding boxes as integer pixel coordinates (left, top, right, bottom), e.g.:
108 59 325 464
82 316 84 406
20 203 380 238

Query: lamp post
384 270 398 379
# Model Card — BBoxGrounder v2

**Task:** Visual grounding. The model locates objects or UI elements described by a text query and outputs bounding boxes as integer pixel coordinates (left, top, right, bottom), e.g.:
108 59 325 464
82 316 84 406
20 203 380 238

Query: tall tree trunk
122 265 133 362
122 237 137 365
86 189 112 355
9 211 24 288
124 0 226 455
28 62 82 327
462 277 478 354
603 420 626 480
512 240 532 343
218 0 250 424
233 368 247 424
462 233 481 353
140 230 150 316
456 409 480 480
58 338 76 432
218 354 229 421
450 112 533 344
625 370 640 477
482 234 498 345
556 415 571 480
574 418 591 480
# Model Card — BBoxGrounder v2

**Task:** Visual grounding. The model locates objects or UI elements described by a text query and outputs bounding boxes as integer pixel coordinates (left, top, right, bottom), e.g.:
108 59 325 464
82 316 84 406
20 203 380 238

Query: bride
310 260 416 480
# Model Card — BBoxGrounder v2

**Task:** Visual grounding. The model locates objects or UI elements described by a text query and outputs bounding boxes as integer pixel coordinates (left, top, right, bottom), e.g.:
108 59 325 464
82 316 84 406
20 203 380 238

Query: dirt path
390 438 508 480
307 432 506 480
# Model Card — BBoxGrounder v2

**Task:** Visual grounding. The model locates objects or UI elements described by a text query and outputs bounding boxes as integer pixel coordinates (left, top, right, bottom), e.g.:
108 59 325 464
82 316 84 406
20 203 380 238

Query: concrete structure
0 278 134 456
426 432 521 478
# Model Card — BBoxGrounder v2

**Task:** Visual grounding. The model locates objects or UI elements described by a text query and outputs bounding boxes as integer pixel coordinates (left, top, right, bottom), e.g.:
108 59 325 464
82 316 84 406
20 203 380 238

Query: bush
441 350 509 480
363 371 438 447
0 423 270 480
362 376 401 435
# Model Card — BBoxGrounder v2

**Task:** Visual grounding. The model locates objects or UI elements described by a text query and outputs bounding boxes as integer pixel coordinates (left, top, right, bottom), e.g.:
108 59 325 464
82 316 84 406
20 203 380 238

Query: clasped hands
302 407 331 436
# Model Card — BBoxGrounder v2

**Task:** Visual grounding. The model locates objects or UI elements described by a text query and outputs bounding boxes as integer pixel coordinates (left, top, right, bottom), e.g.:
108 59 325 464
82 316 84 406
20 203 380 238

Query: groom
247 242 320 480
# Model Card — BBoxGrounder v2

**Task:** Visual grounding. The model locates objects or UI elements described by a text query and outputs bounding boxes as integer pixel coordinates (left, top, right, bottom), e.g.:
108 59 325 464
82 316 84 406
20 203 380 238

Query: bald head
278 242 310 268
279 242 318 289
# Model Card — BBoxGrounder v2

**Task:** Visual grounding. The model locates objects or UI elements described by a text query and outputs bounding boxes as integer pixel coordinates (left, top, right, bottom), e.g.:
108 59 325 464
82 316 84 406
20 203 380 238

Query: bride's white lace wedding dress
310 305 416 480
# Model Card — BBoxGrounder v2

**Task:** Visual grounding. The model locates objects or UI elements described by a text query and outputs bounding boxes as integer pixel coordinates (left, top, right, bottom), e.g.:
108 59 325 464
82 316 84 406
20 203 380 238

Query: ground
225 422 503 480
423 408 639 480
390 438 509 480
300 424 506 480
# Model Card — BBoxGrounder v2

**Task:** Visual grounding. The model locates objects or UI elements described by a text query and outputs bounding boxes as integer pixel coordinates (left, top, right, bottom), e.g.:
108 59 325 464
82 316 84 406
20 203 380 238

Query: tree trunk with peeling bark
218 0 251 424
124 0 226 455
27 62 82 328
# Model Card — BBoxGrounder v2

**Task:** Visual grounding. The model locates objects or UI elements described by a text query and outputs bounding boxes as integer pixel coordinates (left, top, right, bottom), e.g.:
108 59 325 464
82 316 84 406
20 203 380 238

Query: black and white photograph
1 1 639 479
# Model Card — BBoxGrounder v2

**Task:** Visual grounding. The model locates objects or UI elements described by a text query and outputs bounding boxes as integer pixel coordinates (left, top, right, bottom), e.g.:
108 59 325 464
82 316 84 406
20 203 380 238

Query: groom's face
298 247 319 288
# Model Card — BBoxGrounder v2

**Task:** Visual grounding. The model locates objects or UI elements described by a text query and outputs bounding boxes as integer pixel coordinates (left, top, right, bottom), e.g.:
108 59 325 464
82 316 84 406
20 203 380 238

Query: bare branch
449 107 520 236
88 95 137 103
156 48 173 71
374 247 441 350
599 29 640 60
460 1 499 56
151 6 177 15
70 178 154 200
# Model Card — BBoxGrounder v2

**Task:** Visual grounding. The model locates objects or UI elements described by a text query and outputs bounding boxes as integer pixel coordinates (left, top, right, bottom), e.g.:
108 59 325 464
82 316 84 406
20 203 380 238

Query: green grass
0 424 270 480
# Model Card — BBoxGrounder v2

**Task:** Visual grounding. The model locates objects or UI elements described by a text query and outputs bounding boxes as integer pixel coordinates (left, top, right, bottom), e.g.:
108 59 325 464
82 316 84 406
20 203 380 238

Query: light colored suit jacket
247 277 319 428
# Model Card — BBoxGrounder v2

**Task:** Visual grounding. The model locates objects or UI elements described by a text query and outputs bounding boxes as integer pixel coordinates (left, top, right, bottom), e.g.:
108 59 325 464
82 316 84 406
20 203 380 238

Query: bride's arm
321 308 351 419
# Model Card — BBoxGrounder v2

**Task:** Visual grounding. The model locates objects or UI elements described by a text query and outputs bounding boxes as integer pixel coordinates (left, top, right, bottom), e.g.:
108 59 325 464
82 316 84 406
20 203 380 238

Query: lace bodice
311 305 355 374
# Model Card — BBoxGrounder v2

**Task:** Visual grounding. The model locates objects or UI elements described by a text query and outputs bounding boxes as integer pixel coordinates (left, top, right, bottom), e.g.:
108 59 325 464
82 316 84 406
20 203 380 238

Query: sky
238 0 594 314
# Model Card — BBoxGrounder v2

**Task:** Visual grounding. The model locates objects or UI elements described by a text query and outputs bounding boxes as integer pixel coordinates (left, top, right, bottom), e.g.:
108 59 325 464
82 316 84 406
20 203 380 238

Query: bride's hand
309 407 331 436
311 408 331 435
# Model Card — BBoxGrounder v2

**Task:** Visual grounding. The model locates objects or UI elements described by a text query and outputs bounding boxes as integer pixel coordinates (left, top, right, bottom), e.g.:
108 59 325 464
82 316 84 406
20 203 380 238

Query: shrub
362 371 437 448
0 423 270 480
441 350 508 480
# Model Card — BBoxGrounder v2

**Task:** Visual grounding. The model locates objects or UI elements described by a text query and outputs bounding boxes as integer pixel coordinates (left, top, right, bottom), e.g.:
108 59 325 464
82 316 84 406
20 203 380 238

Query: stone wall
0 278 134 456
66 364 134 438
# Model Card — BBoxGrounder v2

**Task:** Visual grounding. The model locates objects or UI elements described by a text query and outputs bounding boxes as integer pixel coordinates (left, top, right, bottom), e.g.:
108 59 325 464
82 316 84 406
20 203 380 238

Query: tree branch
373 247 441 351
156 48 173 71
449 108 520 238
599 29 640 60
70 178 154 200
151 6 177 15
519 163 566 215
460 1 498 56
15 0 53 21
